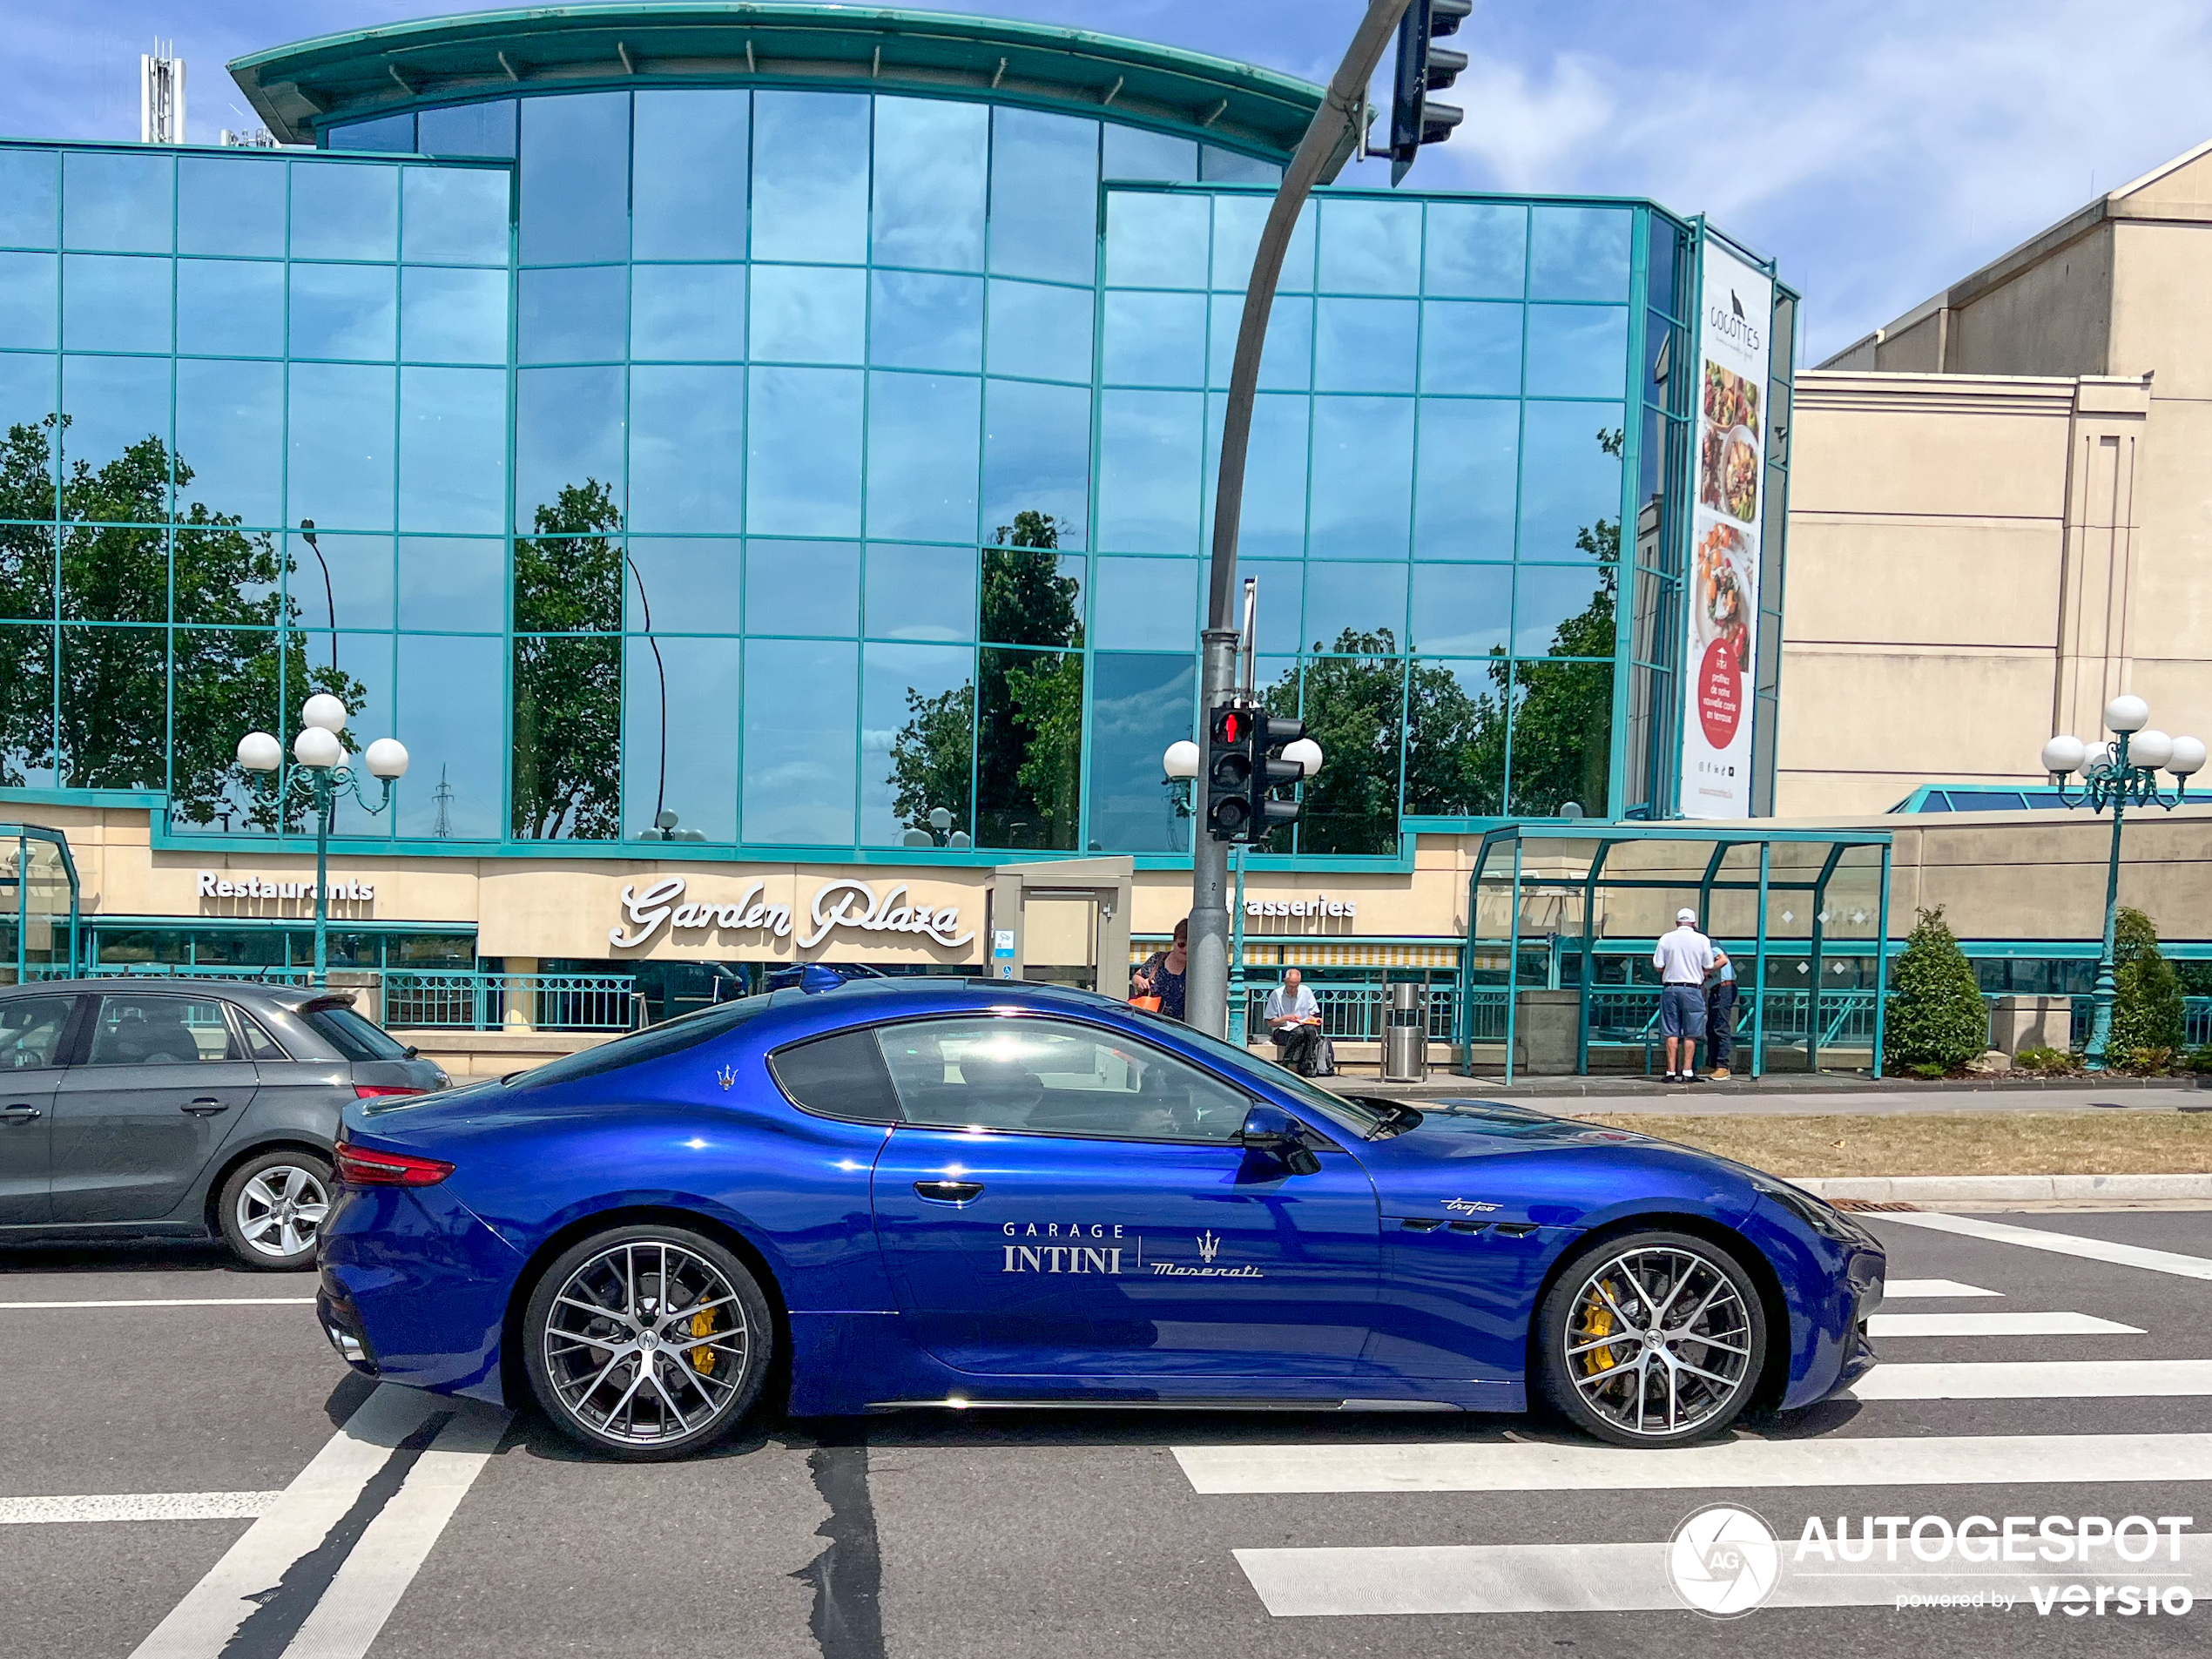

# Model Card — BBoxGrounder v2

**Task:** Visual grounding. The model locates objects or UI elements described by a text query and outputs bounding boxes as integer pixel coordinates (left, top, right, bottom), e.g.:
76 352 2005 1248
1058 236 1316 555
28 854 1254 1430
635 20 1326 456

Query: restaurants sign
610 876 973 952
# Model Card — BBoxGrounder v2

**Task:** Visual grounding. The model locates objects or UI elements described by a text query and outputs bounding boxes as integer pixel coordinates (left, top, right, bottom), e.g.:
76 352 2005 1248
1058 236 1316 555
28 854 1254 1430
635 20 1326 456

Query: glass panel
1223 557 1301 654
1205 292 1310 390
400 165 510 266
176 259 283 357
752 91 869 266
1308 395 1413 560
1294 652 1403 853
61 254 171 354
1645 214 1683 321
397 632 502 836
515 365 625 531
59 354 170 514
1104 192 1208 289
1103 127 1197 182
977 645 1081 848
981 379 1088 549
1528 206 1633 302
518 92 631 266
287 528 394 632
327 113 414 154
291 163 397 262
1422 202 1526 300
745 367 862 536
1097 388 1202 554
987 109 1098 285
1526 304 1628 399
865 543 975 641
873 96 988 273
1420 300 1520 395
519 265 626 364
0 354 58 524
1317 197 1421 296
631 264 745 361
179 158 284 258
981 543 1082 646
165 624 280 826
630 365 745 533
399 365 505 534
59 624 165 787
984 279 1092 382
748 539 858 637
416 100 517 160
1093 556 1195 651
1519 403 1623 563
59 522 166 622
397 536 503 631
0 151 60 249
1101 290 1205 388
1201 147 1278 185
287 362 394 532
625 633 738 841
1413 397 1518 560
173 524 277 626
291 628 396 836
1303 561 1406 653
625 536 740 634
870 271 981 372
744 636 856 845
288 263 396 361
1507 658 1613 816
1313 296 1417 394
750 264 865 364
1409 563 1509 656
1406 657 1504 815
1211 194 1314 293
1516 563 1616 658
861 640 973 845
866 371 979 543
632 88 747 260
0 253 57 353
0 623 55 786
400 266 508 364
512 631 620 838
63 152 173 254
515 529 618 632
1089 649 1194 853
175 358 282 529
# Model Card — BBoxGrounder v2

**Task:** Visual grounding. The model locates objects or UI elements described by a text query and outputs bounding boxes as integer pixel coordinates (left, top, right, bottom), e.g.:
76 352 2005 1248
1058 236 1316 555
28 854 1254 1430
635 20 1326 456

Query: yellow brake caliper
1578 1293 1617 1377
687 1308 717 1373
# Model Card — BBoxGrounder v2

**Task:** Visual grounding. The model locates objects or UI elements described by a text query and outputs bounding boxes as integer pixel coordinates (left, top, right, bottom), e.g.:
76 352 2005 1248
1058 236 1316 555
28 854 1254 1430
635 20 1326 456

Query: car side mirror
1240 1101 1321 1177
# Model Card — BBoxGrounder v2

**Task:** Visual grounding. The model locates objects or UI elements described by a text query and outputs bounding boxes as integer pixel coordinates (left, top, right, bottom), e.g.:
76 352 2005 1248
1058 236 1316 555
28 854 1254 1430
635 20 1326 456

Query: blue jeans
1659 983 1707 1040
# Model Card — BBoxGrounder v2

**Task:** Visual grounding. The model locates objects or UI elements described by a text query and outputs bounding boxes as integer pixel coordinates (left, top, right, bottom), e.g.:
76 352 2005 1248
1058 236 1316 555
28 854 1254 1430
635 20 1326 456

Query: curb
1793 1173 2212 1203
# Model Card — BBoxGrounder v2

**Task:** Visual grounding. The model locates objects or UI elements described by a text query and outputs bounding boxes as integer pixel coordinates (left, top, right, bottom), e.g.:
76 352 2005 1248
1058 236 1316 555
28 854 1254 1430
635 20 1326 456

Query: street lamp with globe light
237 697 408 988
2040 695 2202 1069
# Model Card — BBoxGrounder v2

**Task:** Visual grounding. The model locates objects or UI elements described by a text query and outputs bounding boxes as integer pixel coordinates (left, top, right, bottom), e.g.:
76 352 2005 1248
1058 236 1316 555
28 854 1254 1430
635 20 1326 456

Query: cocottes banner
610 876 973 953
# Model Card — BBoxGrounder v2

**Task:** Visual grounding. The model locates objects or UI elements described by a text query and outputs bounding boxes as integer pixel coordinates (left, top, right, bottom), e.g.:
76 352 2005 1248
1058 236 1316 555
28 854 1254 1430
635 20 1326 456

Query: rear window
769 1028 902 1123
302 1004 409 1062
506 995 772 1090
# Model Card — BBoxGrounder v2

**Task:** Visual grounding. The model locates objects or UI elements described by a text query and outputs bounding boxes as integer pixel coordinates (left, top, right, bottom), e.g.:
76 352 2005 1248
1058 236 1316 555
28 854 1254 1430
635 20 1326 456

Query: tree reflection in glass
968 509 1082 848
510 479 622 840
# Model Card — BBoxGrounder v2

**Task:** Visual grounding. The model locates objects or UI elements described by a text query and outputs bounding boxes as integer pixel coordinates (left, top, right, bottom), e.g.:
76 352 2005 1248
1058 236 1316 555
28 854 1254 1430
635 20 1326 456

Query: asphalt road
5 1212 2212 1657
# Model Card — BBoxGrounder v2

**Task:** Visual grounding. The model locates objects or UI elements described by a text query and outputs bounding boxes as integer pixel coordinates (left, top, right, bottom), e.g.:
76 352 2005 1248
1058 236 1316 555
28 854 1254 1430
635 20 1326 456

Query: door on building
0 994 81 1225
1019 892 1102 991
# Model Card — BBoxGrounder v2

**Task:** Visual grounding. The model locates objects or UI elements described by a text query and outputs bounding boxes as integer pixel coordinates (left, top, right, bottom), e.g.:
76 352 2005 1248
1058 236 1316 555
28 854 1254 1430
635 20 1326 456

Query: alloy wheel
233 1164 331 1261
1561 1244 1754 1438
540 1239 750 1447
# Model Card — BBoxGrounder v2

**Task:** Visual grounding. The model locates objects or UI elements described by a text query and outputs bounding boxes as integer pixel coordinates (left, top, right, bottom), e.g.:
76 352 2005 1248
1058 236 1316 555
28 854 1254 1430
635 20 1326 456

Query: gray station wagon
0 980 448 1269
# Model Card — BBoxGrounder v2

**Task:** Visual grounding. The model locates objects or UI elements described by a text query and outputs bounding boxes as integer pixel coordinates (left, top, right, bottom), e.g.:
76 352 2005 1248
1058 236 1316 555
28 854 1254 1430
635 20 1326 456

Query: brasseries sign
610 876 973 952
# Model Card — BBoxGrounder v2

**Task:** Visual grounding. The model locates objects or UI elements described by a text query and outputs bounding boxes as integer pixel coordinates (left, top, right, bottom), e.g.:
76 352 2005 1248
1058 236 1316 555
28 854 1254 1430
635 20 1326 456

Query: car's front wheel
217 1150 334 1271
1534 1229 1766 1447
522 1224 773 1460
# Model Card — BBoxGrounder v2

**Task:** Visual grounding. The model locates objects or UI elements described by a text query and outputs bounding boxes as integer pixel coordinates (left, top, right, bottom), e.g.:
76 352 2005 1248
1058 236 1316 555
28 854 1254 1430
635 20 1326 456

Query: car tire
216 1150 335 1272
1534 1228 1766 1447
523 1223 774 1461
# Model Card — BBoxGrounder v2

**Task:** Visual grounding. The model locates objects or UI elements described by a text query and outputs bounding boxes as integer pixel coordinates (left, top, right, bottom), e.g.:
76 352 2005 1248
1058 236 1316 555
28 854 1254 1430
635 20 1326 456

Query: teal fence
47 963 640 1033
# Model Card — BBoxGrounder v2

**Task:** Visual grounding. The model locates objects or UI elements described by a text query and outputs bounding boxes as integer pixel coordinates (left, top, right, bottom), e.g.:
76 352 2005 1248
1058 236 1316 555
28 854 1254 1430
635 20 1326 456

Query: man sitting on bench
1263 970 1325 1076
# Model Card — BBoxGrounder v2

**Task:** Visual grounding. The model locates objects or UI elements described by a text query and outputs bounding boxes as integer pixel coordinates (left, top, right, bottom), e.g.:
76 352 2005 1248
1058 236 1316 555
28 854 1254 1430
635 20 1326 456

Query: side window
769 1028 903 1124
0 995 77 1070
874 1017 1249 1143
233 1010 290 1062
86 995 241 1066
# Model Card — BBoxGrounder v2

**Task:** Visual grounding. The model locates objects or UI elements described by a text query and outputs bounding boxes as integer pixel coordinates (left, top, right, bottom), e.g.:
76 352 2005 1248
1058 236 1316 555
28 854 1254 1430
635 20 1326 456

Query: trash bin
1383 981 1427 1082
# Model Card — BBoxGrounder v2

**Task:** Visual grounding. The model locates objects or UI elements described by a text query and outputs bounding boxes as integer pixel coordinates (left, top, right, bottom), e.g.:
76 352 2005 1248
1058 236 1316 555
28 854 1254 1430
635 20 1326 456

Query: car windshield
505 995 772 1090
302 1003 410 1062
1123 1010 1387 1138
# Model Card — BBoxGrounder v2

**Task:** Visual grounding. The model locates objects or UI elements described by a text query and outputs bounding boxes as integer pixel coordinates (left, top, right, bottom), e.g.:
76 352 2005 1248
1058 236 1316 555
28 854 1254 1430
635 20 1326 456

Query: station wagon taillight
334 1139 453 1187
354 1083 424 1100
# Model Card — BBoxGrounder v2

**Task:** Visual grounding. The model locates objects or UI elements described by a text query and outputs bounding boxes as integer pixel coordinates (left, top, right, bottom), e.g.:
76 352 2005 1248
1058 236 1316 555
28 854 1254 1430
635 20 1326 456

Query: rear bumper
320 1183 521 1405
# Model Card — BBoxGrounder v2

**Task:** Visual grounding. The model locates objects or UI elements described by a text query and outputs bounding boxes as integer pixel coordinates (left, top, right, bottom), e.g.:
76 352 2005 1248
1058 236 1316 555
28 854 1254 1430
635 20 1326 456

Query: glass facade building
0 6 1795 876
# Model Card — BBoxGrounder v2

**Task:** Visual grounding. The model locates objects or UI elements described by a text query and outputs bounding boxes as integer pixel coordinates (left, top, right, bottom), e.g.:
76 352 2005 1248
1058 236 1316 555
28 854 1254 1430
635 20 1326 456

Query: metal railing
49 964 639 1033
1239 986 1459 1044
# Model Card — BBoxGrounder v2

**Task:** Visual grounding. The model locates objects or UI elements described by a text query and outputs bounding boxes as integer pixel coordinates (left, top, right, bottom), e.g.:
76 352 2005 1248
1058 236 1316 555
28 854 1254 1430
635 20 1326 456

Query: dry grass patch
1574 1112 2212 1178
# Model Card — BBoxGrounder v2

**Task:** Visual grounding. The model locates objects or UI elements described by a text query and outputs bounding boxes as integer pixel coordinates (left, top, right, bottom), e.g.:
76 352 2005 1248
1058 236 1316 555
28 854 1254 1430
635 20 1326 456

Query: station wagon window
300 1003 409 1062
233 1010 289 1062
86 995 240 1065
873 1016 1249 1143
0 995 76 1070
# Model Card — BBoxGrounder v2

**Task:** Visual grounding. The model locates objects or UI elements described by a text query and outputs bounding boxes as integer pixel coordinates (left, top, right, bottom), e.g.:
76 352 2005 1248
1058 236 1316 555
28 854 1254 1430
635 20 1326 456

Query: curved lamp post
2040 695 2203 1069
238 696 408 988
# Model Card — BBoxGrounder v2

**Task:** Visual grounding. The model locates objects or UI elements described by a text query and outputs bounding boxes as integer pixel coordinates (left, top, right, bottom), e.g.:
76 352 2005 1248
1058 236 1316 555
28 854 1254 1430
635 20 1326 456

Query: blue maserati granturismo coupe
319 980 1883 1460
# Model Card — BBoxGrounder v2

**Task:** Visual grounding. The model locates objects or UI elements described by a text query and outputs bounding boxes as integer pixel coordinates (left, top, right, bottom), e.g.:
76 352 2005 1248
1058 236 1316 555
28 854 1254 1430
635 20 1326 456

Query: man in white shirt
1262 969 1323 1076
1652 908 1715 1083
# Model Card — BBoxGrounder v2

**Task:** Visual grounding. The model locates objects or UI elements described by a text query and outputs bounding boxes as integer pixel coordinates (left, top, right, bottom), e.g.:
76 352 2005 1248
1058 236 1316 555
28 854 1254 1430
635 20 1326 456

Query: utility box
1383 980 1427 1082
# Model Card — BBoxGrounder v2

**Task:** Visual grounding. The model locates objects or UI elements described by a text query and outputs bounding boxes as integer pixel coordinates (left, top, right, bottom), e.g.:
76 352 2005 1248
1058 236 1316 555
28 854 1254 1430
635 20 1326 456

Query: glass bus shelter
0 824 78 983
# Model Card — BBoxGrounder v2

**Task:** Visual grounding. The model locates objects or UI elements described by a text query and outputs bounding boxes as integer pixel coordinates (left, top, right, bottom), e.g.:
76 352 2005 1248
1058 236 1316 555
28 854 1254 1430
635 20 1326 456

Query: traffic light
1205 703 1257 841
1251 714 1306 839
1388 0 1470 184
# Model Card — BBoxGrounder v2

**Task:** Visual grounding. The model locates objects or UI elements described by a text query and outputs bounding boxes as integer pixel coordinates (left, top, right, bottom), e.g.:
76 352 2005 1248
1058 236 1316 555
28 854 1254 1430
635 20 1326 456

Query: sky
10 0 2212 361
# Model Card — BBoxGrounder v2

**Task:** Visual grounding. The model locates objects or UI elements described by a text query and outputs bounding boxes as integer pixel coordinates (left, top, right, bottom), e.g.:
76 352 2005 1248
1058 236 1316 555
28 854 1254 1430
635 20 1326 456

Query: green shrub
2014 1045 2080 1075
2110 907 2186 1061
2188 1044 2212 1075
1884 907 1990 1074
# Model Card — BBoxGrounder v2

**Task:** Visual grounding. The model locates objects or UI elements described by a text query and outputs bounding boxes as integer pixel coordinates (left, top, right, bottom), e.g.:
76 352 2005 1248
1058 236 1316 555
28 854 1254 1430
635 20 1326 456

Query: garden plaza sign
610 876 973 953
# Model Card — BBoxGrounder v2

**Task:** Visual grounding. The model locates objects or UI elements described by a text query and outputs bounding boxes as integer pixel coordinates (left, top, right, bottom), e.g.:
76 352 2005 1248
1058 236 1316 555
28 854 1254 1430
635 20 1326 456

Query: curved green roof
229 3 1328 161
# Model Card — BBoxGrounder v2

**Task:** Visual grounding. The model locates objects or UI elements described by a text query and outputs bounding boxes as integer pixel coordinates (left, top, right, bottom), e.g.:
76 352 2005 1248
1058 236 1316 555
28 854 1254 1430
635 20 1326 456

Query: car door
865 1013 1381 1385
50 991 262 1223
0 994 83 1225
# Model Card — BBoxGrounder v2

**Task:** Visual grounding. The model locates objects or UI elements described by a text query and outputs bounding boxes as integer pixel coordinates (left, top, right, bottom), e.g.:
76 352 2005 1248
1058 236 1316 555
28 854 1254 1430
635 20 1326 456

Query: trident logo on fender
1196 1230 1221 1264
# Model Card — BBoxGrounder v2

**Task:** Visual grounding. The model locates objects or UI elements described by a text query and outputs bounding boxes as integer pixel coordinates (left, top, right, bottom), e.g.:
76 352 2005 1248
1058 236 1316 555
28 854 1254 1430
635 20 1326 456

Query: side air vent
1398 1217 1444 1231
1447 1219 1487 1234
1493 1222 1538 1238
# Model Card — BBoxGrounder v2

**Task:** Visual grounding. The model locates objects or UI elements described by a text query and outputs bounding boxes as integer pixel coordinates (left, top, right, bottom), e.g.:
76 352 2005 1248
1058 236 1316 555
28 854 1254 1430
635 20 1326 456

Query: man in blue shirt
1705 952 1738 1079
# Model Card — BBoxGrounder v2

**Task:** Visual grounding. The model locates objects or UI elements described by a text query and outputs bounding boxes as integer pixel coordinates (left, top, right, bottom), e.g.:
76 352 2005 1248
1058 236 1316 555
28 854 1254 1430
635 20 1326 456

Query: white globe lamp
1282 737 1324 777
363 738 410 780
2103 694 2148 734
2128 729 2175 771
1163 739 1199 779
2039 735 2085 777
2169 735 2207 778
236 731 282 773
300 693 350 734
293 725 342 770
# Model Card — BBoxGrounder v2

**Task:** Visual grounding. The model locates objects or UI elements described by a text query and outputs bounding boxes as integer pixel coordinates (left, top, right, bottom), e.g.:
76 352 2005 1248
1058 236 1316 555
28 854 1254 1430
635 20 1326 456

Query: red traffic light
1213 706 1251 745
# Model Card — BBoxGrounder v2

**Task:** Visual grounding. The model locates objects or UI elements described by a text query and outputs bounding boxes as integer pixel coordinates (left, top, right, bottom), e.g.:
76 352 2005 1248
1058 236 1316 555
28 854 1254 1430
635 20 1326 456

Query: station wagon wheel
1535 1230 1765 1447
522 1224 774 1461
216 1150 334 1271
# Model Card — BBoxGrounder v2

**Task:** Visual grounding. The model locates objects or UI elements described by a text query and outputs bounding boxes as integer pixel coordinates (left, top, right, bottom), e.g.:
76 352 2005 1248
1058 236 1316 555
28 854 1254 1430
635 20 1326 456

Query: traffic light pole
1187 0 1413 1039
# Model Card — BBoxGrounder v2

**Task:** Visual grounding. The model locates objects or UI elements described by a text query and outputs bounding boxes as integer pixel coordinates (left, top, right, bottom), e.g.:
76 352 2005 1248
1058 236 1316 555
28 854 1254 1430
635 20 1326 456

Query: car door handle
181 1098 230 1116
0 1103 39 1122
914 1179 984 1204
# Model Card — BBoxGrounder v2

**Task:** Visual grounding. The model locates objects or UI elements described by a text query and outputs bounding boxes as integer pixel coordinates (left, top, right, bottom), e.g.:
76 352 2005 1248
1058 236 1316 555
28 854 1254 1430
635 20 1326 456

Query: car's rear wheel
1535 1230 1766 1447
217 1150 334 1271
523 1224 772 1460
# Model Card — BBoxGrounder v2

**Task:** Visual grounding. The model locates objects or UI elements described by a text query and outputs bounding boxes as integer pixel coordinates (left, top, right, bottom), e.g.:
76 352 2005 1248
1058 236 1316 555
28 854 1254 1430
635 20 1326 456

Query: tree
1883 906 1990 1074
974 510 1083 847
1270 630 1406 855
511 480 624 840
887 680 974 834
2110 906 2186 1064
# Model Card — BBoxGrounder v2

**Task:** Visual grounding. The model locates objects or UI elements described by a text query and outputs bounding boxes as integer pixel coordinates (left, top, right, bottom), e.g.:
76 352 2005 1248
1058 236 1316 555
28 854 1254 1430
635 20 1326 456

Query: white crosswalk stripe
1867 1310 2141 1337
1851 1359 2212 1399
0 1492 280 1525
1879 1278 2000 1298
1877 1211 2212 1280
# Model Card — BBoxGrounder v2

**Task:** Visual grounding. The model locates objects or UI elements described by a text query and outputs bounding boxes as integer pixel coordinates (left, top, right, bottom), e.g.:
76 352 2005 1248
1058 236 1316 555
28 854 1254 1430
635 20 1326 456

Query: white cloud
1447 54 1615 191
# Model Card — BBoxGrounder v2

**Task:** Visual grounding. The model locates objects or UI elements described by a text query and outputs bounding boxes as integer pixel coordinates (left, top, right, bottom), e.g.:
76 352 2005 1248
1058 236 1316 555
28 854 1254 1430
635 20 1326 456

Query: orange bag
1129 995 1163 1012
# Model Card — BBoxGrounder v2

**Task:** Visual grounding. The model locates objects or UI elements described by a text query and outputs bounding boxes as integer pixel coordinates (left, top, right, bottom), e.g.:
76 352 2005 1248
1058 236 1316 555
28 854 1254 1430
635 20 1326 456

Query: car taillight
334 1139 453 1186
354 1083 424 1100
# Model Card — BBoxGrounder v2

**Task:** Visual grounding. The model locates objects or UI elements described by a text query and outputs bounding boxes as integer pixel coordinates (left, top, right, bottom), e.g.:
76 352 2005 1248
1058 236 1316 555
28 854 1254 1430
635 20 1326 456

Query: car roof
0 978 351 1014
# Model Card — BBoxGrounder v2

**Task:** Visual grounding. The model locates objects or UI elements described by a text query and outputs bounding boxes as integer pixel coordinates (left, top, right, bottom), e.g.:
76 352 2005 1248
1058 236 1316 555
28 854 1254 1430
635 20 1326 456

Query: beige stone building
1780 138 2212 816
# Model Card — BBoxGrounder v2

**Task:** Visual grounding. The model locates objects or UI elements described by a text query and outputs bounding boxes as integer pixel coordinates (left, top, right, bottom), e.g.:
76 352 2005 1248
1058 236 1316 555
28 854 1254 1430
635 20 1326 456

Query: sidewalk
1331 1068 2211 1116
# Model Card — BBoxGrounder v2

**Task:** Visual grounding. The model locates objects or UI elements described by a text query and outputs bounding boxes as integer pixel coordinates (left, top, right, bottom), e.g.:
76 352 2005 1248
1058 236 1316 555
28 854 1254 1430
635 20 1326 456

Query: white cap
1676 908 1696 924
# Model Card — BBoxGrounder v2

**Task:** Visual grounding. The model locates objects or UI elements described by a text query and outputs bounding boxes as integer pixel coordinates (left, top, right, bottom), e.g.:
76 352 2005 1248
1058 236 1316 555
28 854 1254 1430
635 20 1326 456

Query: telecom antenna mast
141 44 185 145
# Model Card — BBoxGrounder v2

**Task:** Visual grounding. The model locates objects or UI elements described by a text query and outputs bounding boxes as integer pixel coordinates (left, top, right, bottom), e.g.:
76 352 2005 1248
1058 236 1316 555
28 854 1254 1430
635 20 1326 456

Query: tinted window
0 995 75 1070
235 1010 289 1062
507 995 772 1089
770 1028 901 1123
873 1016 1247 1143
88 995 239 1064
301 1003 408 1061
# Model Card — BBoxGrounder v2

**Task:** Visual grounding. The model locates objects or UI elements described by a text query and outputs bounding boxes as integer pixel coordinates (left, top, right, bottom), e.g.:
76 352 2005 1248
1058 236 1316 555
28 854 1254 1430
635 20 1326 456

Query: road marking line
1851 1359 2212 1399
1875 1210 2212 1280
1173 1431 2212 1494
1867 1310 2142 1337
0 1492 281 1525
1879 1278 2000 1298
0 1298 316 1310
